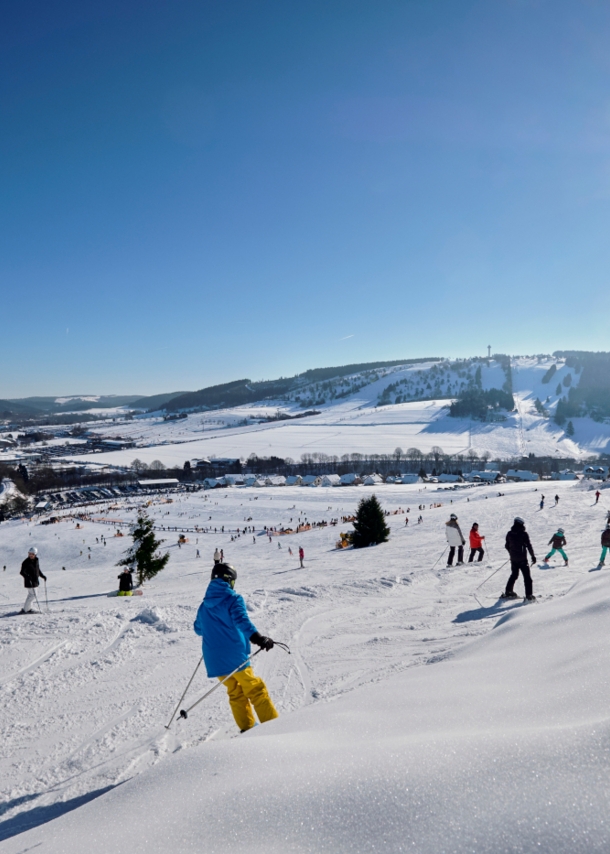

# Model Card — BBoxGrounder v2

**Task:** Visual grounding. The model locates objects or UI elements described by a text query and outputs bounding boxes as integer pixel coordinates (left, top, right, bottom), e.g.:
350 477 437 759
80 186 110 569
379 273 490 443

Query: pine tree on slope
118 513 170 586
352 494 390 549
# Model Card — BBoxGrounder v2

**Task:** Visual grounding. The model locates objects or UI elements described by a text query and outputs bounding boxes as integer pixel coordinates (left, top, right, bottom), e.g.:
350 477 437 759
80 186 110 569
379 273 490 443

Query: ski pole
179 649 263 722
431 546 448 571
33 589 44 615
44 579 50 614
165 657 203 729
475 559 509 591
178 643 290 723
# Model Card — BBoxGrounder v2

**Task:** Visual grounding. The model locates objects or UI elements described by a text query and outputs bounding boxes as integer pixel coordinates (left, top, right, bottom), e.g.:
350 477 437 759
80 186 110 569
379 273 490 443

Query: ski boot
525 594 537 602
500 591 520 600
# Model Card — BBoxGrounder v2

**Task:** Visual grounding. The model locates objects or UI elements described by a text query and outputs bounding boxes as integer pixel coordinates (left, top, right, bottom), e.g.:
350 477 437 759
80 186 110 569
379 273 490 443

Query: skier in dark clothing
20 547 46 613
555 494 559 506
595 490 601 504
117 567 133 596
502 517 537 601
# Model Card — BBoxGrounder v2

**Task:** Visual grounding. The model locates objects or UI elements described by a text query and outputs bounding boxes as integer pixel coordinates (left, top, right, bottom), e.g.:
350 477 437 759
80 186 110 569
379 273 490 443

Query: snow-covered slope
51 356 610 467
8 574 609 854
1 479 609 852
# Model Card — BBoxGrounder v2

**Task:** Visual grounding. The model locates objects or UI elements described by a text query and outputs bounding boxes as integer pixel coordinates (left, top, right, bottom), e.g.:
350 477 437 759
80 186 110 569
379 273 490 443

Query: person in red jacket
468 523 485 563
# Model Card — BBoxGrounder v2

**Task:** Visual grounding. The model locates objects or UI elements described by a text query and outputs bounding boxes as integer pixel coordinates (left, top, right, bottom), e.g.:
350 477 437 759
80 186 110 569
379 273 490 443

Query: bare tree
431 446 444 464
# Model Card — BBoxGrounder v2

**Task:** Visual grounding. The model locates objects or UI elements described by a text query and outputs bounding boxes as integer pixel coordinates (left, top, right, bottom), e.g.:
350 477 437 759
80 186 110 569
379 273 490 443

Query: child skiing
194 563 279 732
544 529 568 566
501 517 537 601
468 523 485 562
19 547 46 613
299 546 304 568
445 513 465 566
598 523 610 568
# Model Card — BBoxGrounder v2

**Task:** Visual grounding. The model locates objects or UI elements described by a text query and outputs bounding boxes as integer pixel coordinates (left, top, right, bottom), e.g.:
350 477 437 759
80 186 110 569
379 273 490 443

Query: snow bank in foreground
5 573 610 854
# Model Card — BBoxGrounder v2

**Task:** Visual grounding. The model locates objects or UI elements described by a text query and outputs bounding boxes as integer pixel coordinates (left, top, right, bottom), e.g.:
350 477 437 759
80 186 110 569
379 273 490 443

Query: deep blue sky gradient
2 0 610 396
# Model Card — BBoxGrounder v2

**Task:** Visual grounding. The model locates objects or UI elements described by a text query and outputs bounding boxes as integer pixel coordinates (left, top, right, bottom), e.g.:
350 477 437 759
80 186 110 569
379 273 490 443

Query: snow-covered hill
1 479 609 852
53 356 610 467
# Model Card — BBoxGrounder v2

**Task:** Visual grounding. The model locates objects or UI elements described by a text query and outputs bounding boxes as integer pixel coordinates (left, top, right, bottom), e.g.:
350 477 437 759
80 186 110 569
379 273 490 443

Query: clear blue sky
2 0 610 397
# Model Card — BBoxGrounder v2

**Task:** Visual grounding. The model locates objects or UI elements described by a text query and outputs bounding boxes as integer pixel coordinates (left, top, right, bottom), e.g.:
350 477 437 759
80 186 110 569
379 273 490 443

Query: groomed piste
1 479 609 852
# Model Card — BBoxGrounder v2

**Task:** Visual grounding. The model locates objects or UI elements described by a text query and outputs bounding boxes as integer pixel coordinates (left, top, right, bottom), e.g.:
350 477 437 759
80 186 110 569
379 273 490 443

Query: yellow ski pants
219 666 278 731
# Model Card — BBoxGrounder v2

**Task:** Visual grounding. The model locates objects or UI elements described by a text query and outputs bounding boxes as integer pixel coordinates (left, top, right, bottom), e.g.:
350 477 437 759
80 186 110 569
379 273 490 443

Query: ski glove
250 631 274 651
41 574 47 581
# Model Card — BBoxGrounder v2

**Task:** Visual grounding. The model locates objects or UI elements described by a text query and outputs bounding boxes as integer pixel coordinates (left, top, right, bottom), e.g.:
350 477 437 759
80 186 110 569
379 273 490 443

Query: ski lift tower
487 345 491 359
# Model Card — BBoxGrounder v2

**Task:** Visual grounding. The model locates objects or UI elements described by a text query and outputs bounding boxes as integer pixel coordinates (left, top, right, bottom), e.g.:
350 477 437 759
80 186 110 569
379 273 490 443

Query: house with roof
321 474 341 487
301 475 321 487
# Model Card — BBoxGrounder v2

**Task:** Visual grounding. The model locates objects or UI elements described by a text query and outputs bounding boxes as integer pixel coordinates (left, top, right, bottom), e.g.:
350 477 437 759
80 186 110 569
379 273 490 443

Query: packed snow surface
1 479 609 852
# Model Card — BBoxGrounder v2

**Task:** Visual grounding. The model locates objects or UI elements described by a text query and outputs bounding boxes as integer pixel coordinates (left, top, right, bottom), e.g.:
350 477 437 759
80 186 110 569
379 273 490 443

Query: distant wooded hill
9 351 610 420
162 359 438 412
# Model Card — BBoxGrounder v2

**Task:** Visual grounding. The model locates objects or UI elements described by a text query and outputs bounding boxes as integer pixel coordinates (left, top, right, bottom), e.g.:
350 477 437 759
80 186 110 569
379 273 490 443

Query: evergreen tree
352 494 390 549
555 398 567 426
566 420 575 436
118 513 170 586
556 383 562 396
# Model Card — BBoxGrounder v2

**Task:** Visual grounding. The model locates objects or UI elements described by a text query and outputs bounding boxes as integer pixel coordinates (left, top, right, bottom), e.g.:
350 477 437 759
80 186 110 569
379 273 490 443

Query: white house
362 473 382 486
399 473 422 484
265 475 286 487
253 478 267 488
551 470 578 481
203 478 221 489
301 475 321 487
224 474 244 486
340 473 361 485
437 473 463 483
466 470 503 483
506 469 540 482
286 475 302 486
244 474 258 487
583 465 608 480
321 474 341 487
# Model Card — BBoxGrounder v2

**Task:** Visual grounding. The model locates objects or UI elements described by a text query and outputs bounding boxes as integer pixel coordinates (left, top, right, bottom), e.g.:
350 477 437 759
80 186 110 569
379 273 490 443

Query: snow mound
6 574 610 853
130 607 175 633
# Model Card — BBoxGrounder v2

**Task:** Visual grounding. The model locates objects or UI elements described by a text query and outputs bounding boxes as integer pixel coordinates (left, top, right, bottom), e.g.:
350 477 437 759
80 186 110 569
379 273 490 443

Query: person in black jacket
502 517 537 601
20 547 46 613
117 567 134 596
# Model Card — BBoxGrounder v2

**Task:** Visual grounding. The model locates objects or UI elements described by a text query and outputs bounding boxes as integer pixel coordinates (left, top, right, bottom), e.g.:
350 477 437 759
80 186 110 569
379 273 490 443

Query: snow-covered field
45 357 610 468
1 478 609 852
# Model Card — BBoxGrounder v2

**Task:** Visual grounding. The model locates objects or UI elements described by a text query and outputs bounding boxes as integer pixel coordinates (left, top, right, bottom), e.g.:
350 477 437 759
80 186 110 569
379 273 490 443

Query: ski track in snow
0 478 606 841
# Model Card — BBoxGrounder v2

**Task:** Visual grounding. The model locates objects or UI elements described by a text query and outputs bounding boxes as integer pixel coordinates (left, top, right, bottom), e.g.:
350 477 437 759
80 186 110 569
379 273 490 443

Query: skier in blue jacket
194 563 278 732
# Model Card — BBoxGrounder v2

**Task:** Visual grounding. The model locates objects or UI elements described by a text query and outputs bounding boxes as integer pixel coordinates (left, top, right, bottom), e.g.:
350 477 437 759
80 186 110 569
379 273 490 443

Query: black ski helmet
211 563 237 588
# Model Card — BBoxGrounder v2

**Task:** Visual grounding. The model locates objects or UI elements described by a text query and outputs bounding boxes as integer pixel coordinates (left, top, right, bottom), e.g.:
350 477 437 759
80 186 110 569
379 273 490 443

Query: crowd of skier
12 485 610 732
